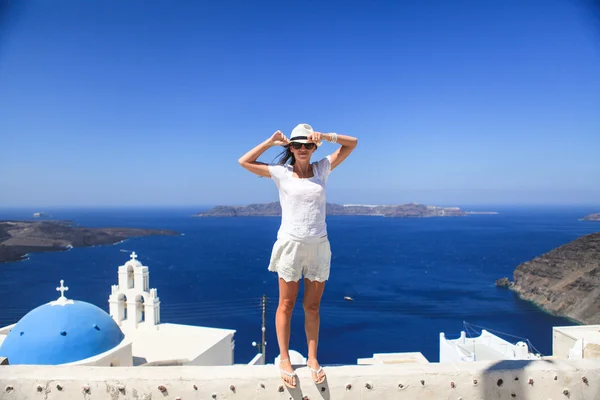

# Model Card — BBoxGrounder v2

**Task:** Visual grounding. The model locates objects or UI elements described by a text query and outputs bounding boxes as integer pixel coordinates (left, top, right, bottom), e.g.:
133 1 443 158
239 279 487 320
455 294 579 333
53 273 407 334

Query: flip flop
278 358 298 388
308 365 326 384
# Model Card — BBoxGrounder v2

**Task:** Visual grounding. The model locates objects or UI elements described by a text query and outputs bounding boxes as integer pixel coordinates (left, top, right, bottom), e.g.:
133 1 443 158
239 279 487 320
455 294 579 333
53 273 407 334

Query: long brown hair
275 145 296 165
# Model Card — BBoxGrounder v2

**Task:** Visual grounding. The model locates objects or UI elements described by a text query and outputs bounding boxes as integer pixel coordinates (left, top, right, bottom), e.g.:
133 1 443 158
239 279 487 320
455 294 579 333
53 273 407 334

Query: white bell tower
108 252 160 331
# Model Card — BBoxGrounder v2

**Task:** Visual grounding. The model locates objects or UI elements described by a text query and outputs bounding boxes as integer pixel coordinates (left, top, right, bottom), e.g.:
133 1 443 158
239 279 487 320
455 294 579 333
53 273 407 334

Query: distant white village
1 253 599 399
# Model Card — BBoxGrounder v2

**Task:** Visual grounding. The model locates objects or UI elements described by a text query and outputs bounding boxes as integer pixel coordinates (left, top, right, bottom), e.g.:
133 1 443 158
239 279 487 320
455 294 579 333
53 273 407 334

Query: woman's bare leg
303 278 326 382
276 277 300 386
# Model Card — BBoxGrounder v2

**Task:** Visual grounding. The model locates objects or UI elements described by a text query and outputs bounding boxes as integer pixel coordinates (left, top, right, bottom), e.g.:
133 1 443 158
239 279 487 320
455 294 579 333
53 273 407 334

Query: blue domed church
0 280 131 366
0 252 236 367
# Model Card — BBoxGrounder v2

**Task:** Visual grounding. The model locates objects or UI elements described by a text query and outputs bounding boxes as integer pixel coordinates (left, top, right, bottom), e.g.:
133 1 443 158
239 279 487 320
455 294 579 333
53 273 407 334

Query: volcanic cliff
510 232 600 324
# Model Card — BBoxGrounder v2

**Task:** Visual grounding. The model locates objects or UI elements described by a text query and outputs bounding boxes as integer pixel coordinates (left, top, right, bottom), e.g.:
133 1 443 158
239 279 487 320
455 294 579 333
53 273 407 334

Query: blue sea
1 206 599 364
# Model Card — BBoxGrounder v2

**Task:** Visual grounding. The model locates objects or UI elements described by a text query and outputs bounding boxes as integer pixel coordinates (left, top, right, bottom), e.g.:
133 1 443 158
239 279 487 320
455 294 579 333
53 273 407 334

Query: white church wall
188 333 234 366
2 359 599 399
0 324 16 348
63 340 133 367
0 323 16 335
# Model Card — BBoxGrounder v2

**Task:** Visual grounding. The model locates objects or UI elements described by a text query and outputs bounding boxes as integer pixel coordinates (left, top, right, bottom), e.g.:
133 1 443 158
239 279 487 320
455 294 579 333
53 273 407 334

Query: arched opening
127 265 134 289
120 294 128 320
136 295 145 323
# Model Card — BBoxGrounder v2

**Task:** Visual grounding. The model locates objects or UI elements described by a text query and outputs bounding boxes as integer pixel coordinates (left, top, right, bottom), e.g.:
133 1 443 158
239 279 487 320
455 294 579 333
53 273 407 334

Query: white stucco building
0 252 236 367
552 324 600 359
439 329 542 363
108 252 235 366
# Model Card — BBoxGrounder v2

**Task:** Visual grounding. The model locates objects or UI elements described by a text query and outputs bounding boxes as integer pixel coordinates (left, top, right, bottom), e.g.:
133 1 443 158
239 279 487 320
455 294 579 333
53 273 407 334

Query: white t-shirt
268 156 332 242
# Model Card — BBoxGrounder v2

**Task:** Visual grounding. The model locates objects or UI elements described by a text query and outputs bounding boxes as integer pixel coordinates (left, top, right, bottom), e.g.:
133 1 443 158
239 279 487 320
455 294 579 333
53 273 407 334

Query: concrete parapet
1 359 599 399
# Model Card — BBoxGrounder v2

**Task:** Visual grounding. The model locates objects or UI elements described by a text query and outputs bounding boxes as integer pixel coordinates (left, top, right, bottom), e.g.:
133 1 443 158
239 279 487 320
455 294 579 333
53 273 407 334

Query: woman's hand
269 130 290 147
308 131 322 145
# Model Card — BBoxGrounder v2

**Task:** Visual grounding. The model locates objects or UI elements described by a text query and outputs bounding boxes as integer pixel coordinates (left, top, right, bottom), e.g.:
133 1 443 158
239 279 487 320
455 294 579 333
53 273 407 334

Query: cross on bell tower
109 252 160 330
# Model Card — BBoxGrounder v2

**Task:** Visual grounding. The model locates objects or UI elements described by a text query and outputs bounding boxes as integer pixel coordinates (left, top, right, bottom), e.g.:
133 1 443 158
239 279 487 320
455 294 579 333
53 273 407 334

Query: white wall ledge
1 359 599 399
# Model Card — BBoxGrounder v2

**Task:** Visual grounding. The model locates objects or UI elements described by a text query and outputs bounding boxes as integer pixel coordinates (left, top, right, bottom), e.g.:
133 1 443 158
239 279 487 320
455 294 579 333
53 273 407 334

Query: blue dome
0 300 124 365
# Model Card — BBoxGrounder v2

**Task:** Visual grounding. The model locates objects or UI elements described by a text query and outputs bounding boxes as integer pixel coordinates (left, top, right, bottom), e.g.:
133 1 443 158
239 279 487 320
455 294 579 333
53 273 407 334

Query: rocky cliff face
0 221 179 263
510 232 600 324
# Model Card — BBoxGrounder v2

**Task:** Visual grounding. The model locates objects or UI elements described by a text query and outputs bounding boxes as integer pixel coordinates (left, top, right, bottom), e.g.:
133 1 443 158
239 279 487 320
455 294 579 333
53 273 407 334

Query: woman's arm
311 132 358 171
238 131 289 177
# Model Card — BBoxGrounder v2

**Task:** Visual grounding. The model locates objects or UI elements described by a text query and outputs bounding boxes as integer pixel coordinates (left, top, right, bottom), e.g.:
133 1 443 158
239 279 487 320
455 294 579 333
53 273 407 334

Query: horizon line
1 203 600 210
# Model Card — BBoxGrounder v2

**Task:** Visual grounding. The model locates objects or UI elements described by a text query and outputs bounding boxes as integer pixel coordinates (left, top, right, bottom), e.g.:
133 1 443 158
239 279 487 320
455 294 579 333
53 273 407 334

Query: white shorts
268 235 331 282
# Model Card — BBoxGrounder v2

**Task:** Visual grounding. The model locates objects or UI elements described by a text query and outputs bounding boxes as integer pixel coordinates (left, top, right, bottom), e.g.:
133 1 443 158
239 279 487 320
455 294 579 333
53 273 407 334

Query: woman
238 123 358 388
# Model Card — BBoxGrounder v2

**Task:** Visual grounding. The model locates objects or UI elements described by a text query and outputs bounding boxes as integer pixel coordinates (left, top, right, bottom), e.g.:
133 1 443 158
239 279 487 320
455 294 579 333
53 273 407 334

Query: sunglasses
290 142 316 150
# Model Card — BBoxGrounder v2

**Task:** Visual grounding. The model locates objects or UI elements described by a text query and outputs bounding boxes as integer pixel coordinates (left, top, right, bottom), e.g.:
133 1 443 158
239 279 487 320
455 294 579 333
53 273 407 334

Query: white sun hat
289 123 322 146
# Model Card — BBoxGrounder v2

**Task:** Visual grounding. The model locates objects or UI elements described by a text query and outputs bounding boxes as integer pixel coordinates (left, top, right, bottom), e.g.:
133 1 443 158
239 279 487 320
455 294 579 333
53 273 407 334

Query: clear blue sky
1 0 599 207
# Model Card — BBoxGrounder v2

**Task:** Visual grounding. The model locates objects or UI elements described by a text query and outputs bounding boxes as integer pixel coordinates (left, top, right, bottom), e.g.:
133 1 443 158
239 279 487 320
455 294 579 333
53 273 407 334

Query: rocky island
498 232 600 324
0 220 179 264
581 213 600 221
195 202 491 218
